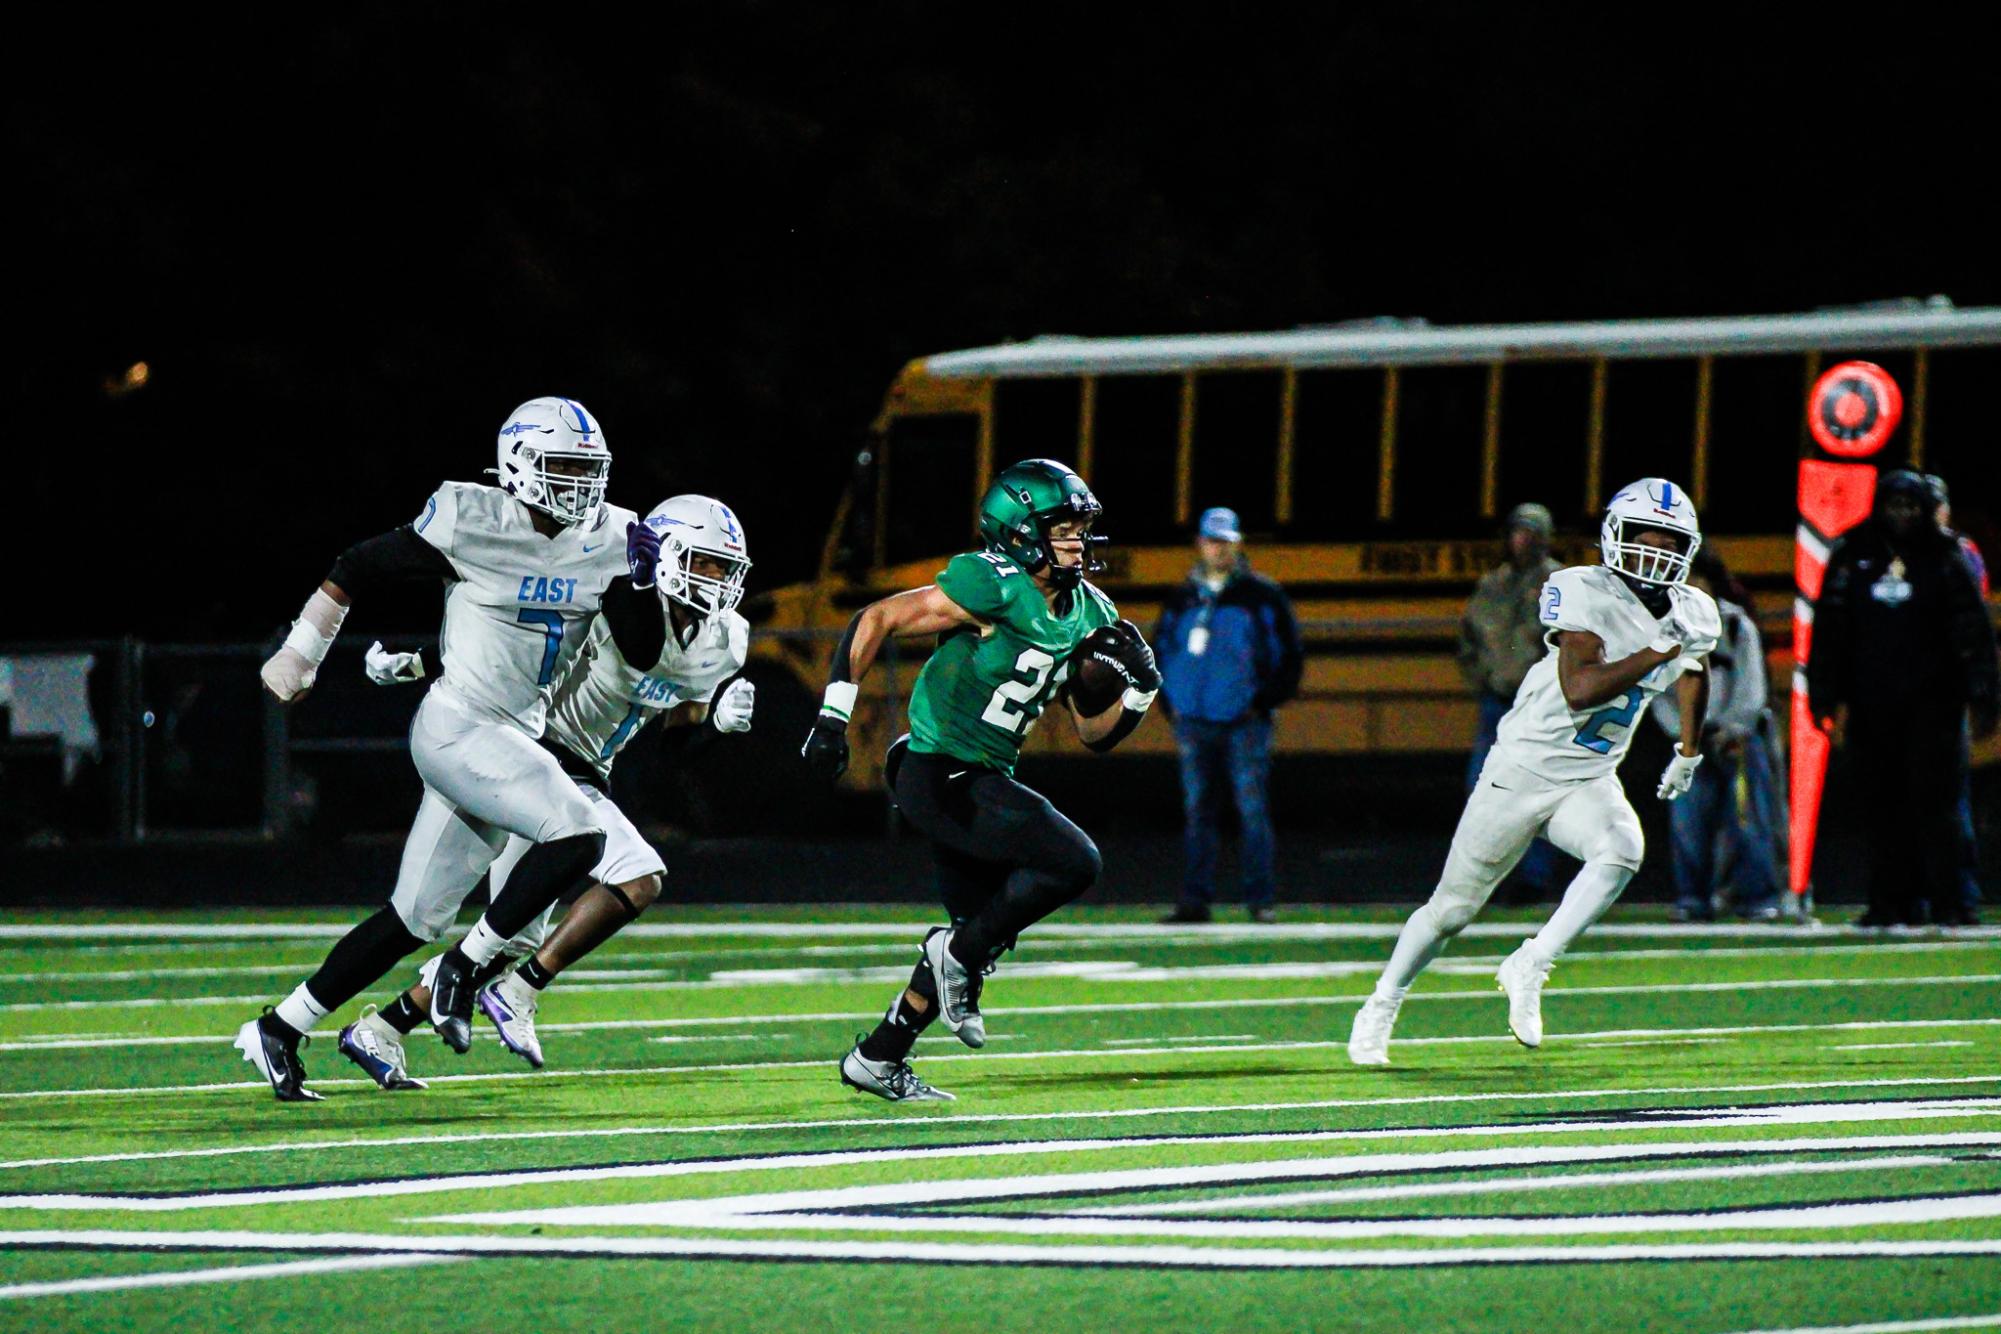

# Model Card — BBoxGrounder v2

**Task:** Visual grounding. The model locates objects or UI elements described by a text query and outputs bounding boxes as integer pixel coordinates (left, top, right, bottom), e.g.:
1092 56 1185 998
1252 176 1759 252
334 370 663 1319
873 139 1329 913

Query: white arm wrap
820 680 859 722
283 589 349 667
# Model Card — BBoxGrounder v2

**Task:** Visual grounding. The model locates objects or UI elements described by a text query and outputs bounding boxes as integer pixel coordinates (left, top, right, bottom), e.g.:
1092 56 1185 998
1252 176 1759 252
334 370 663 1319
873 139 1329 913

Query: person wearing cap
1155 507 1303 924
1927 473 1988 924
1811 470 1999 927
1456 502 1563 899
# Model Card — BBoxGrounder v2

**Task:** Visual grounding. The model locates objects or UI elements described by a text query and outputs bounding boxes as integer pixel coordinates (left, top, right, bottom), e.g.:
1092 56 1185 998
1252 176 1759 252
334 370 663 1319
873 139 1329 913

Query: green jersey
907 551 1120 774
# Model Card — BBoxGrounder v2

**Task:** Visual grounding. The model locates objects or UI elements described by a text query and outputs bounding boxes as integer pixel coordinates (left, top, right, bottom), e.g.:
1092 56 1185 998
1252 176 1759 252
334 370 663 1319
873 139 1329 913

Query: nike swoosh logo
581 543 604 553
948 770 969 780
1488 783 1512 791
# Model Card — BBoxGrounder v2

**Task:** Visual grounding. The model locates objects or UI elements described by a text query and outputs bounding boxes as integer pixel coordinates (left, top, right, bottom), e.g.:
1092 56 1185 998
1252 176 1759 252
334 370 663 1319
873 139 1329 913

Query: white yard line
2 1018 1999 1099
8 1113 2001 1214
2 920 1995 943
0 1252 457 1300
3 1227 1999 1270
6 1074 2000 1172
1833 1042 1977 1053
1072 1153 1954 1215
1724 1316 2001 1334
8 968 2000 1014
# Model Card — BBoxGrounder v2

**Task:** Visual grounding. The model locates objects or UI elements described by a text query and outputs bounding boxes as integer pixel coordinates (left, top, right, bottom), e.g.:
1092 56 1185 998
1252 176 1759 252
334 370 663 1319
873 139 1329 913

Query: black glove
1080 619 1160 695
801 715 851 780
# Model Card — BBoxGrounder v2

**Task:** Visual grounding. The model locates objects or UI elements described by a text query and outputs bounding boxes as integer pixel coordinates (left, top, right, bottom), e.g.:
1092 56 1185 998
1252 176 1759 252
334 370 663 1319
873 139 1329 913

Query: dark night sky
14 5 1997 640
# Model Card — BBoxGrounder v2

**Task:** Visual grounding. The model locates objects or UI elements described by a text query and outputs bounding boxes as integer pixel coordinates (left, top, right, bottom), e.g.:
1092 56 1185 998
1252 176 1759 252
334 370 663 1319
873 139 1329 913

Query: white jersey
545 606 749 784
412 481 637 735
1492 565 1716 783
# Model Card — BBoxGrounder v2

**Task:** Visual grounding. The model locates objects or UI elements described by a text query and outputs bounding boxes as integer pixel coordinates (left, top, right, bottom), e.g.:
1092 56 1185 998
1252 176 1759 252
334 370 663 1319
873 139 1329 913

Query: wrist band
820 680 859 722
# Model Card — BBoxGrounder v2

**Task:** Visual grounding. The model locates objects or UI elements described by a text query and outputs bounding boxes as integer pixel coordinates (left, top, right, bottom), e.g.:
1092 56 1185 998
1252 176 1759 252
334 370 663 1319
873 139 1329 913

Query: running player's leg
943 774 1101 966
1493 775 1644 1047
1350 771 1552 1065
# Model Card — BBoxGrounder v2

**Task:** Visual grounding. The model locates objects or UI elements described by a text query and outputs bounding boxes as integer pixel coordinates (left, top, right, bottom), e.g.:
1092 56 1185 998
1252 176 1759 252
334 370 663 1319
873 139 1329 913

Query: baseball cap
1506 502 1554 538
1198 507 1243 542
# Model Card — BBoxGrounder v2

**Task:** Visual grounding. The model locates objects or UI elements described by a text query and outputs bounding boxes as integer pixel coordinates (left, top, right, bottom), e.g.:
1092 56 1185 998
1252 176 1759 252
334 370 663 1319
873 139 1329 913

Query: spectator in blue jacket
1155 507 1304 924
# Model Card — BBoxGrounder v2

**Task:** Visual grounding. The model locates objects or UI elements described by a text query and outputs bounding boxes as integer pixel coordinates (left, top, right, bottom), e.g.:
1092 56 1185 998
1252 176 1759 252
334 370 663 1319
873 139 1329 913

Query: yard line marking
2 920 1994 943
3 1019 2000 1099
1073 1153 1955 1215
1834 1042 1977 1052
6 1076 2001 1172
9 1116 2001 1214
3 938 1990 988
10 969 2001 1014
0 1253 458 1300
1723 1315 2001 1334
5 1228 2001 1270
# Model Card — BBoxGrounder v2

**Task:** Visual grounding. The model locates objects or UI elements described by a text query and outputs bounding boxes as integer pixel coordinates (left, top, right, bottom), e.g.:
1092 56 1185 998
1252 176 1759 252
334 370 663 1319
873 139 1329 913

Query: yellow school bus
757 304 2001 786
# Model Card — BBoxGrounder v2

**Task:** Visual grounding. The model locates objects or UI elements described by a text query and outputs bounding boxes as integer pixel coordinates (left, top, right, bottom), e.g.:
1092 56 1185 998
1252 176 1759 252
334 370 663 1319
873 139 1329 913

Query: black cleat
428 950 476 1054
234 1010 324 1102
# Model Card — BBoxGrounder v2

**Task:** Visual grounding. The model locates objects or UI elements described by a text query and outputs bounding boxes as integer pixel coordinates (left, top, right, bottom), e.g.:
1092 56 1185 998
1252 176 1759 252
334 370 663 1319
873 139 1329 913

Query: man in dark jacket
1810 470 2000 926
1156 507 1304 924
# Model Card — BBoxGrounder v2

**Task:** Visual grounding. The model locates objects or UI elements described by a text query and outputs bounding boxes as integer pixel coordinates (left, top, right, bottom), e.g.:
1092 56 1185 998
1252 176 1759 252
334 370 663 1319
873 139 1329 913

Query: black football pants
1847 709 1972 924
890 748 1103 961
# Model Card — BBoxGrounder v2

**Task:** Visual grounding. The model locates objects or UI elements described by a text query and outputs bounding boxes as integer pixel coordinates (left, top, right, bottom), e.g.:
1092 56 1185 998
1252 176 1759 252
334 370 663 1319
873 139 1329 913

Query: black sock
379 995 423 1035
859 959 940 1063
518 957 555 990
303 907 425 1013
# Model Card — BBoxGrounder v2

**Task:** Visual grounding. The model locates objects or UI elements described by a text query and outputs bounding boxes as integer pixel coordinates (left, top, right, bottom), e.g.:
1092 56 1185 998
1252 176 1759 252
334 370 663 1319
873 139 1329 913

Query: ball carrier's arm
802 587 981 780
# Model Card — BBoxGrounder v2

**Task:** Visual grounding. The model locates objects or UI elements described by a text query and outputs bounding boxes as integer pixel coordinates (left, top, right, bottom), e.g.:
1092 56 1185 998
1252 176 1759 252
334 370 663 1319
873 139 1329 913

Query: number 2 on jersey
517 609 566 686
1572 687 1642 754
981 647 1062 734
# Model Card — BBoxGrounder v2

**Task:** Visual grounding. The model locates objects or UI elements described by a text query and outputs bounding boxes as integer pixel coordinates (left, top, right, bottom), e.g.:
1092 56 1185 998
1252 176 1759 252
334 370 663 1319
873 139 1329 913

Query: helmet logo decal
1650 481 1678 516
717 506 742 544
500 421 552 437
560 398 594 441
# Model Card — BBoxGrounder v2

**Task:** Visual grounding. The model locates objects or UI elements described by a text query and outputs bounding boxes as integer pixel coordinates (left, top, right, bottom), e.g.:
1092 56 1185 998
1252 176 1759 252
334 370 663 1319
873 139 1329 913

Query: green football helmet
977 458 1105 589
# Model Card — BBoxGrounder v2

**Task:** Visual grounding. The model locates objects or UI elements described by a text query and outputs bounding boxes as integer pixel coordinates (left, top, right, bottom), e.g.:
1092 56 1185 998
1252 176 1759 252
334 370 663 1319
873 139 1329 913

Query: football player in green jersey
801 459 1161 1101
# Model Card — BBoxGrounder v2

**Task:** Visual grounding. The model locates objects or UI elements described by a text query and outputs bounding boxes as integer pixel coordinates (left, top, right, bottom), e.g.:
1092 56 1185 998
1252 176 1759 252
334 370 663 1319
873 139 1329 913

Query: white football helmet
1601 478 1701 586
643 494 751 617
492 397 611 526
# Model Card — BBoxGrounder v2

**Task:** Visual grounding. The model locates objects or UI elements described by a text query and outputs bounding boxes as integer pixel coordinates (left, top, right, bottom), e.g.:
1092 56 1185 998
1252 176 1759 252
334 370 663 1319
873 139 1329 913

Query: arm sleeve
599 579 667 673
1259 584 1304 707
1942 549 2000 717
1083 705 1148 753
326 526 459 600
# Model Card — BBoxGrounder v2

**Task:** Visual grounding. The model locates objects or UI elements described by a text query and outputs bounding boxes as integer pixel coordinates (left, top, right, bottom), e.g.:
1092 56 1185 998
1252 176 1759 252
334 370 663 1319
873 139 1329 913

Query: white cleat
1496 943 1554 1049
840 1043 955 1102
336 1005 427 1091
478 970 544 1069
922 927 986 1049
1347 992 1403 1066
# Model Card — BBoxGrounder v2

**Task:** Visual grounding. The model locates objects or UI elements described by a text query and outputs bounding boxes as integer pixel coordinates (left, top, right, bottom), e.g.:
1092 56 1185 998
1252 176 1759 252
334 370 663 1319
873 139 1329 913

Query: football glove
711 678 755 733
626 521 663 590
363 641 426 686
801 716 849 780
1657 750 1703 801
1080 620 1161 711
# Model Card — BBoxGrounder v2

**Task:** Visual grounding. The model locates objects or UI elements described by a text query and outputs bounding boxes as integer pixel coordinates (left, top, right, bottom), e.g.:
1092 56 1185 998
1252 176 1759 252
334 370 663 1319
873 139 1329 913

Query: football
1067 642 1126 715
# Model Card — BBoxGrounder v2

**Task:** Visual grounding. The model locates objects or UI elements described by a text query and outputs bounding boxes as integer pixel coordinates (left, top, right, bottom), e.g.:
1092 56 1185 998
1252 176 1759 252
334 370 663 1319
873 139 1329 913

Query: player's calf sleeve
469 832 607 958
1373 900 1456 997
1527 862 1634 965
954 840 1101 966
859 959 941 1063
297 906 426 1019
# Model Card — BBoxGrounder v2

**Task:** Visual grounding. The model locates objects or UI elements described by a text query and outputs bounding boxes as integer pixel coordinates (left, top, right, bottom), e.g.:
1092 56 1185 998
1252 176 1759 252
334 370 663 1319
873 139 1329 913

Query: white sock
457 917 509 968
1527 862 1635 965
274 984 330 1035
1374 902 1451 997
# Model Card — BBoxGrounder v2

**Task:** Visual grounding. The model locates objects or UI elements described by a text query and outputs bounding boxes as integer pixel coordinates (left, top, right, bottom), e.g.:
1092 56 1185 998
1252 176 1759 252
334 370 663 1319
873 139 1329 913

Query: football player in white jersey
236 398 668 1101
1348 479 1721 1065
335 495 754 1088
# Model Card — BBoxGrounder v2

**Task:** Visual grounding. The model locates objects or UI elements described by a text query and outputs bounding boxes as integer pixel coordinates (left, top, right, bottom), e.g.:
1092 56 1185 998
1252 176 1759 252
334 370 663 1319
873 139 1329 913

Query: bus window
1704 356 1812 534
1386 366 1487 535
994 379 1082 466
1191 371 1282 532
1496 362 1593 530
883 414 979 567
1287 369 1382 540
1090 376 1182 544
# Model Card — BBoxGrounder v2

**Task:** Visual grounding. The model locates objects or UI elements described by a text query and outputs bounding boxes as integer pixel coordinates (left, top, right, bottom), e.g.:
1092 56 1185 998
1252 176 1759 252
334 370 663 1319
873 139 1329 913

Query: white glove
1657 749 1702 801
364 640 426 686
711 678 755 733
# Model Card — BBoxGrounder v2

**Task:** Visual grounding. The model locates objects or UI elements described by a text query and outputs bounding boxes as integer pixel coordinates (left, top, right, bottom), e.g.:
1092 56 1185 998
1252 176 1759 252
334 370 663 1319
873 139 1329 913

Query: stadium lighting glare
102 361 151 398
